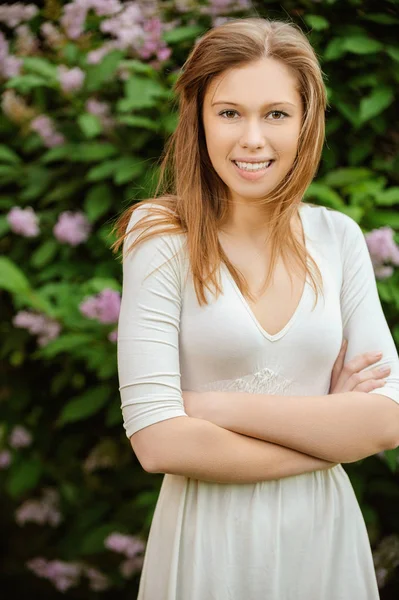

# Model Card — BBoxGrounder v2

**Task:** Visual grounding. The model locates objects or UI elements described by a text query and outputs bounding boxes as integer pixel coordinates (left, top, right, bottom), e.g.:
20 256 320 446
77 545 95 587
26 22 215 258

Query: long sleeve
117 204 188 439
337 211 399 405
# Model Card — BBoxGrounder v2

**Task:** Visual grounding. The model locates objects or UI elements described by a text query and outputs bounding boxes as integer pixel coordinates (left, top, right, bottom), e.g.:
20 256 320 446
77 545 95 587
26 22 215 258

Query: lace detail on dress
197 366 293 395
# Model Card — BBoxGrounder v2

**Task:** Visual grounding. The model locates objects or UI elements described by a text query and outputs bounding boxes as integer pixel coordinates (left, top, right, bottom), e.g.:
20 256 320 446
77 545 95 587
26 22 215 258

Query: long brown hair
110 17 328 307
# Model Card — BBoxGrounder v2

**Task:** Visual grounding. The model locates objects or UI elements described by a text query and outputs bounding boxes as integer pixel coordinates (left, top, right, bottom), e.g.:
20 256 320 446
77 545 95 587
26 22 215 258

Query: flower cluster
53 210 92 245
104 532 145 578
9 425 32 449
15 488 62 527
0 3 38 28
0 31 22 78
27 558 110 592
365 227 399 279
12 310 61 347
30 115 65 147
79 288 120 342
7 206 39 237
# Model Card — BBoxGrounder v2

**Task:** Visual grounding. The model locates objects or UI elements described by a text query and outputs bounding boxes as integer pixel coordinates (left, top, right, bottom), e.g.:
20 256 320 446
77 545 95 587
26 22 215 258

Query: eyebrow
211 101 297 108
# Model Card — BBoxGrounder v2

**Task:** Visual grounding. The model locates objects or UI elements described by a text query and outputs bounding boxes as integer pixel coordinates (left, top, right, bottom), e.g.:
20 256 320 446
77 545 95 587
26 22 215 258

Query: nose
240 118 266 150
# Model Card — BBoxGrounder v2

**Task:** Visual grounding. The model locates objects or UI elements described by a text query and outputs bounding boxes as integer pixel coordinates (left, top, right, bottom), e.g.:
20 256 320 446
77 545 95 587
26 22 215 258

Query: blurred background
1 0 399 597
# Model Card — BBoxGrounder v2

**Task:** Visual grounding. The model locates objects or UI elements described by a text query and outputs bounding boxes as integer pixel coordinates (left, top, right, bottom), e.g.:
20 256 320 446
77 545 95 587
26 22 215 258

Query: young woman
113 17 399 600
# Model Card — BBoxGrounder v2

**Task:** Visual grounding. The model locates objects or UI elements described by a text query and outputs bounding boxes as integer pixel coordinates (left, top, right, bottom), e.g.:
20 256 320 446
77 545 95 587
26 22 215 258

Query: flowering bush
1 0 399 597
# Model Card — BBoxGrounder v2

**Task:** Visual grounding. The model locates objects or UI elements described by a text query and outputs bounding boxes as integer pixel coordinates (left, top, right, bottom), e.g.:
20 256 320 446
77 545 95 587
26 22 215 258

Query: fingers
348 365 390 388
355 379 387 393
342 350 383 378
331 338 348 385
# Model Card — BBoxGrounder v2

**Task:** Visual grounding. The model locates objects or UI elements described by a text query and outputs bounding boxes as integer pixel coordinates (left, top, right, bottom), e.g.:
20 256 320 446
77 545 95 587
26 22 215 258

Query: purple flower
15 488 62 527
104 532 145 558
120 555 144 578
9 425 32 449
89 0 122 17
0 3 38 28
30 115 65 148
60 1 88 40
58 65 85 93
108 328 118 343
86 98 110 117
0 450 12 469
53 211 91 246
27 558 81 592
0 31 22 79
365 226 399 279
15 24 38 55
80 288 121 324
13 310 61 347
83 566 110 591
7 206 40 237
40 22 65 48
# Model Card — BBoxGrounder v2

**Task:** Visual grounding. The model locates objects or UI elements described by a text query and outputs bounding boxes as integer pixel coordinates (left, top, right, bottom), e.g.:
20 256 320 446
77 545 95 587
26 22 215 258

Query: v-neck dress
117 202 399 600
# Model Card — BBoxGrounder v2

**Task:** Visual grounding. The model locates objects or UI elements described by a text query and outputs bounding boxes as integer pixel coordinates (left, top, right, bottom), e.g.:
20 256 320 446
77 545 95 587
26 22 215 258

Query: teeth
235 160 272 171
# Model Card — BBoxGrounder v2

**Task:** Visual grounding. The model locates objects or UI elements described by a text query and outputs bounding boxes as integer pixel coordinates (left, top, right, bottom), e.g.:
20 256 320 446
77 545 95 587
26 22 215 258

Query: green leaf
375 187 399 206
304 15 329 31
116 115 160 131
383 449 398 473
85 158 121 182
386 46 399 62
84 183 113 222
324 38 347 61
117 76 167 111
57 385 111 426
5 75 56 93
6 459 43 498
22 57 58 79
359 87 394 122
0 257 31 295
72 142 118 162
363 13 399 25
162 24 204 43
344 36 383 55
40 144 76 163
78 113 102 138
78 523 120 555
305 182 344 209
324 168 373 187
0 145 21 164
85 50 124 91
30 239 59 269
113 156 145 185
39 333 93 358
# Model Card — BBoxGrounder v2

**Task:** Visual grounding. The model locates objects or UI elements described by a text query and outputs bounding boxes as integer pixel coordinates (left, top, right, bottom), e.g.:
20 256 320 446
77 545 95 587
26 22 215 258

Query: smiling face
202 57 303 214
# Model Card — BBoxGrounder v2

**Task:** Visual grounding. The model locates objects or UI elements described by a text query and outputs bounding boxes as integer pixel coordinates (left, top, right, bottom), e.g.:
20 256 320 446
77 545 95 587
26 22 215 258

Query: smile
231 159 275 180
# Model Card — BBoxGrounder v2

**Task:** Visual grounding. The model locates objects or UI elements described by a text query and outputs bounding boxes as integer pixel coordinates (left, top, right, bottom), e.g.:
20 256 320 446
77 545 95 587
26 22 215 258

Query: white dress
117 202 399 600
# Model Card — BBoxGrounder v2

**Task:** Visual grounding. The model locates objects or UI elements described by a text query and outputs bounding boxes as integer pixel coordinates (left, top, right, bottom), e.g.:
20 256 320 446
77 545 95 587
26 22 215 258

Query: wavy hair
110 17 328 307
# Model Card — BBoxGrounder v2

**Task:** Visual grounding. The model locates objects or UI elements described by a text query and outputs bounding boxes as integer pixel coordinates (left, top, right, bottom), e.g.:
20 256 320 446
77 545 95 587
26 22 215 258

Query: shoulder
124 201 186 254
302 203 364 246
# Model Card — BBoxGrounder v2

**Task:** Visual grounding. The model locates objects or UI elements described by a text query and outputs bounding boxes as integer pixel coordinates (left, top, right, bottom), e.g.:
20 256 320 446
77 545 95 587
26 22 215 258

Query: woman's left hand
182 391 210 420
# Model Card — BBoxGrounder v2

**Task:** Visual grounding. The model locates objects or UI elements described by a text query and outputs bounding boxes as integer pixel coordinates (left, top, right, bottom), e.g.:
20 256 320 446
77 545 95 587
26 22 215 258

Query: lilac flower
7 206 40 237
9 425 32 449
27 558 81 592
0 3 38 28
83 441 115 473
365 226 399 279
104 532 146 558
86 42 117 64
100 3 144 48
60 1 88 40
120 555 144 578
83 566 111 591
86 97 114 128
1 89 36 124
89 0 123 17
0 449 12 469
80 288 121 324
13 310 62 347
15 24 38 55
40 22 65 48
108 328 118 343
0 31 22 79
58 65 85 93
30 115 66 148
53 211 91 246
15 488 62 527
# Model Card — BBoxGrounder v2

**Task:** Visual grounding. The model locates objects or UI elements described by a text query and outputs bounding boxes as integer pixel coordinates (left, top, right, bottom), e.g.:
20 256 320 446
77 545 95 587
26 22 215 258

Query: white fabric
117 202 399 600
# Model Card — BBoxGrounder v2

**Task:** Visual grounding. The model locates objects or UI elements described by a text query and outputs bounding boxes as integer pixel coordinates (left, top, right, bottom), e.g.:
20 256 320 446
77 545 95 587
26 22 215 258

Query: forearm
151 417 336 483
206 391 398 464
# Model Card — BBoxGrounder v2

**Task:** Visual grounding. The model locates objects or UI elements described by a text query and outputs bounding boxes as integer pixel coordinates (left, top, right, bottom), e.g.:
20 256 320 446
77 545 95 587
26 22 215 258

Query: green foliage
1 0 399 598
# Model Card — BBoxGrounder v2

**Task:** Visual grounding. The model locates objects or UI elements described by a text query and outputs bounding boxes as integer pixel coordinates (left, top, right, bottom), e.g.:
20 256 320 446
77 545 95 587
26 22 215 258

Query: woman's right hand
329 339 391 394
